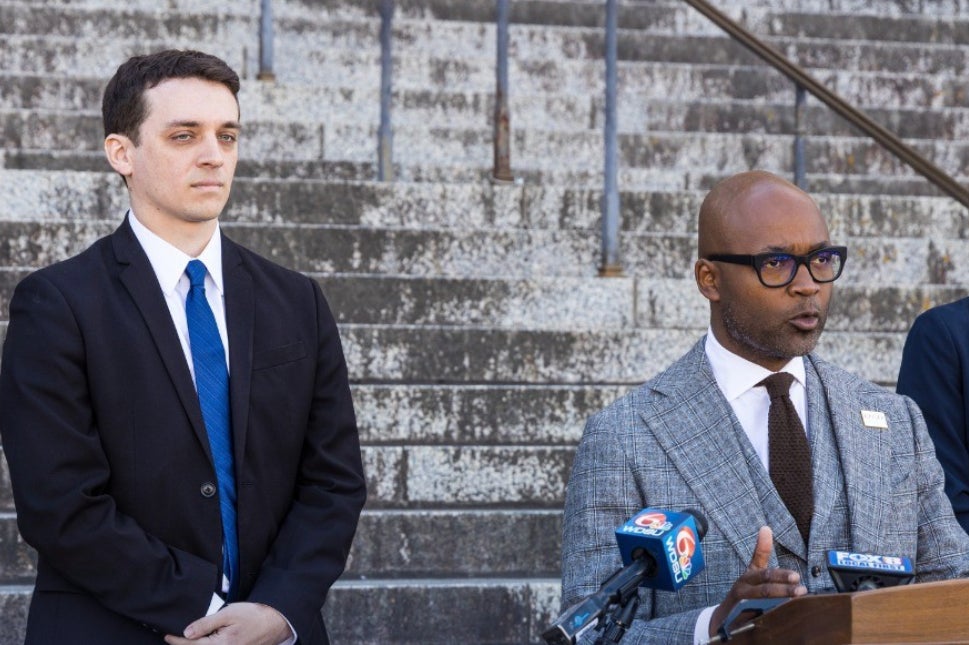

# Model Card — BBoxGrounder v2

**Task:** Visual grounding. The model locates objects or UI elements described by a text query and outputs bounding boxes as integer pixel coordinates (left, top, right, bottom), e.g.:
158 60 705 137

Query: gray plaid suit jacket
561 338 969 644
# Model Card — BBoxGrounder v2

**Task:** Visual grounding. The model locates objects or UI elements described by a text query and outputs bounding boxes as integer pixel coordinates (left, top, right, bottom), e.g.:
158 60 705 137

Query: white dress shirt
693 329 808 644
128 211 296 644
128 210 229 379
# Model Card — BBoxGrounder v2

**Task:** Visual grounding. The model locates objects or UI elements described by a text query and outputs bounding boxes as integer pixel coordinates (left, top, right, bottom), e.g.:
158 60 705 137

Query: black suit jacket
0 219 366 644
897 296 969 536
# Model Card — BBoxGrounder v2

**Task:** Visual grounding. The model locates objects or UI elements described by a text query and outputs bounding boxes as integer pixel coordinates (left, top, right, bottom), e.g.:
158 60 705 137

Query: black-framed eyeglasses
705 246 847 288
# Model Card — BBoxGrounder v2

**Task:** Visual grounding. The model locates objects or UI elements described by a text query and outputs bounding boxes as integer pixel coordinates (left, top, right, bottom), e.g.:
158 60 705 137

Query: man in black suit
898 298 969 536
0 49 366 644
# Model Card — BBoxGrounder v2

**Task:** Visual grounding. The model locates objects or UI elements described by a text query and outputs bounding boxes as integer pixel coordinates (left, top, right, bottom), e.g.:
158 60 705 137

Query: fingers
165 636 212 645
168 602 292 645
166 609 233 643
182 612 228 640
740 526 806 599
709 526 806 638
748 568 807 598
749 526 774 570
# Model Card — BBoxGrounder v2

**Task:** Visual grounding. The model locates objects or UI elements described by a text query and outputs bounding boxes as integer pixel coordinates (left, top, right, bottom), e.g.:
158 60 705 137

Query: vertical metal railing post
493 0 514 182
793 83 807 188
377 0 395 182
257 0 276 81
600 0 622 277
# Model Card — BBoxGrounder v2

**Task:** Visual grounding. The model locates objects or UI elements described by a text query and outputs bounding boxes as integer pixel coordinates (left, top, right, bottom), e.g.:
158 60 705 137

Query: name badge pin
861 410 888 429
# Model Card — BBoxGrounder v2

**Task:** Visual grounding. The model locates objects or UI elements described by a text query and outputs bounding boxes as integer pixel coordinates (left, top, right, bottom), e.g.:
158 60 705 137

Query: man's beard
721 300 826 363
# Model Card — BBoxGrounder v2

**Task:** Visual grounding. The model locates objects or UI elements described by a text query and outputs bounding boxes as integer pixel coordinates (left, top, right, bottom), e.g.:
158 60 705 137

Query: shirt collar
127 210 224 296
704 327 806 402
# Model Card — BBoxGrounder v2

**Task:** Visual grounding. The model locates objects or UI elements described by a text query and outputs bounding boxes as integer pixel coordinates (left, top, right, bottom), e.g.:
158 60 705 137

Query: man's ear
695 259 721 302
104 133 134 178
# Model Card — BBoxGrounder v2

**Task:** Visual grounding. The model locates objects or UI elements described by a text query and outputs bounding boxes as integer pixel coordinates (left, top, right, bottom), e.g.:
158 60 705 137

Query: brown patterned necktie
758 372 813 545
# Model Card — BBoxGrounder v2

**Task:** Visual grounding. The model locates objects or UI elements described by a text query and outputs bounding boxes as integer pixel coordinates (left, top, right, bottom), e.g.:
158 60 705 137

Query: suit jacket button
200 482 217 498
811 565 822 577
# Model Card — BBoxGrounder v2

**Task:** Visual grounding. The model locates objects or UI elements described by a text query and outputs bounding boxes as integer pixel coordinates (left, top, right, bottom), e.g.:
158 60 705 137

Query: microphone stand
543 558 652 645
594 591 640 644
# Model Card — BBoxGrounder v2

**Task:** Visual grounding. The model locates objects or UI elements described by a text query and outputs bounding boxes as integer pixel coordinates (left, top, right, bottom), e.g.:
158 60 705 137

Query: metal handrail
681 0 969 208
377 0 394 181
257 0 275 81
493 0 514 182
601 0 622 276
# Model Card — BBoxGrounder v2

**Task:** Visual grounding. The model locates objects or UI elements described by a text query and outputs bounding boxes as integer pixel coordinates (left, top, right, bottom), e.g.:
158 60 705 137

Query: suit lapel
222 236 254 466
640 340 781 567
805 359 841 552
111 219 211 459
809 356 891 553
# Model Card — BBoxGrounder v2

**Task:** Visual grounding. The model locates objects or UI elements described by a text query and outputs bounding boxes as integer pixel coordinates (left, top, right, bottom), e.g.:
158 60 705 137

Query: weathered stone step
0 35 248 78
0 169 623 229
754 10 969 45
320 275 636 330
0 450 11 512
0 3 251 39
0 565 559 644
0 316 921 393
6 65 969 120
201 222 609 277
322 277 967 333
0 382 614 511
360 444 564 508
0 220 605 276
4 111 965 188
323 577 559 645
5 22 969 80
12 0 969 21
345 510 562 576
0 585 28 645
352 383 623 445
0 265 961 352
318 127 969 182
342 325 694 384
340 325 907 386
0 149 375 181
10 0 969 47
2 147 962 203
0 269 614 329
0 579 561 645
0 509 563 586
3 169 965 240
340 0 969 45
7 80 965 143
0 263 958 347
0 110 328 162
0 218 964 286
0 513 34 585
714 0 969 17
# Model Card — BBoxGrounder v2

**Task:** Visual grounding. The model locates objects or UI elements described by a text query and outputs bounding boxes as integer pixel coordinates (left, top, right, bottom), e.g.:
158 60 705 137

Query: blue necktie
185 259 239 600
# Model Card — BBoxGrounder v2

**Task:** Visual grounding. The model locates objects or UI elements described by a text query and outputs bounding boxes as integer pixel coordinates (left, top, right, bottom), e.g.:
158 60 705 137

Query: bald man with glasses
559 170 969 645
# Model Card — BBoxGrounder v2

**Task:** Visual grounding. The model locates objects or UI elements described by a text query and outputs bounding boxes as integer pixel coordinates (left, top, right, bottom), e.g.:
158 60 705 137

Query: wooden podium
726 579 969 644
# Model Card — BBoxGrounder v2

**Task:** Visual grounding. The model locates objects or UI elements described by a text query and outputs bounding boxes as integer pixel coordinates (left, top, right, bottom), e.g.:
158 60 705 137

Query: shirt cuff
274 612 296 645
694 605 718 645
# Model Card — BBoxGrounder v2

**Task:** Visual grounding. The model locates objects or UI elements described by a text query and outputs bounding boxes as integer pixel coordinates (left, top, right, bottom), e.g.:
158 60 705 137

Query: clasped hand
165 601 292 645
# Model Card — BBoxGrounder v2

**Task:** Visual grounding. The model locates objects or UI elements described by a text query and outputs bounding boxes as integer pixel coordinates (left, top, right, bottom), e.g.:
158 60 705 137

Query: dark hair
102 49 240 144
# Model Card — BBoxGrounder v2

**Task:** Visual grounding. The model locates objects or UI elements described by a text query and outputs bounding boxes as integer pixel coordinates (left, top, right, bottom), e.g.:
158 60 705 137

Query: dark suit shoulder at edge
222 234 316 287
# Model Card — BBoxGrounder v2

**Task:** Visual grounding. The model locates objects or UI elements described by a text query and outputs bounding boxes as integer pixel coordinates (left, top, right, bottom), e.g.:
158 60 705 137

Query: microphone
542 509 707 645
826 550 914 592
615 508 708 592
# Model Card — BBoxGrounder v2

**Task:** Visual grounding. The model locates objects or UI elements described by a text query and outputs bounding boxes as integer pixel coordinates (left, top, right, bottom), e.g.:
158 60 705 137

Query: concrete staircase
2 0 969 642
